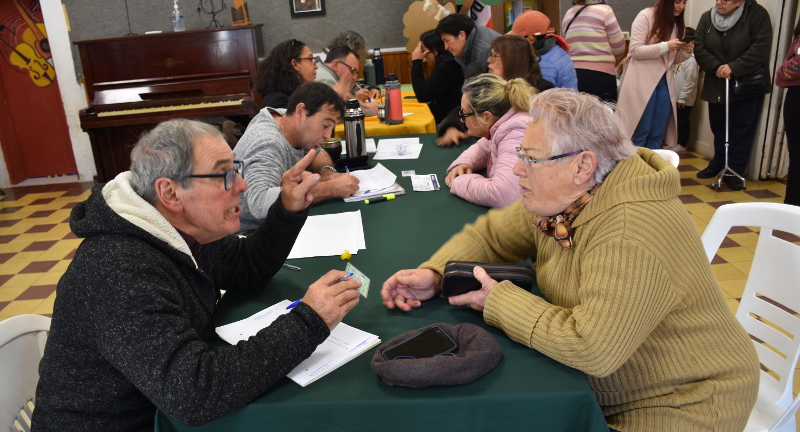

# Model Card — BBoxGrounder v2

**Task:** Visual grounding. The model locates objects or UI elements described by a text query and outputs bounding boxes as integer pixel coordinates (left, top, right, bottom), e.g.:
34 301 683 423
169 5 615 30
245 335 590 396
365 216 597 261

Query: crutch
711 78 746 191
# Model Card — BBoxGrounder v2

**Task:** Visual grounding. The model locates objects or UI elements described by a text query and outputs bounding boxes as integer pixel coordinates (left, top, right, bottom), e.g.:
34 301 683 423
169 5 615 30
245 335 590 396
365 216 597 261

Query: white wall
0 0 95 188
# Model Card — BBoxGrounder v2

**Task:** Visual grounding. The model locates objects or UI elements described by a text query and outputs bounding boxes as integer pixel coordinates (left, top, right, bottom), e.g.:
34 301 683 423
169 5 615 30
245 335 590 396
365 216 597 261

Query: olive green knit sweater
421 148 759 432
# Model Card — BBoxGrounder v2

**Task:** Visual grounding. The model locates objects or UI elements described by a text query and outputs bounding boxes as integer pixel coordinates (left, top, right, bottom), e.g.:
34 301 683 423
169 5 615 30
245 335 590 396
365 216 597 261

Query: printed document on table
348 163 397 191
373 138 423 160
340 138 377 155
215 300 380 387
287 210 365 259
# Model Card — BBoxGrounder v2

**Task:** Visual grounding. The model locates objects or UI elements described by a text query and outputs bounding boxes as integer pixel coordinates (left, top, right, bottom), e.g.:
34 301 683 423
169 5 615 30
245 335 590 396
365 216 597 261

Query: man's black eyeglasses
177 160 244 191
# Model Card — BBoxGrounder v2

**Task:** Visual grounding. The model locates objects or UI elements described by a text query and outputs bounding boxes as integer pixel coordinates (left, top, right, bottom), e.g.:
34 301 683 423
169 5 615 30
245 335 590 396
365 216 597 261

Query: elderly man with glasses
381 88 759 432
315 45 379 116
32 119 362 432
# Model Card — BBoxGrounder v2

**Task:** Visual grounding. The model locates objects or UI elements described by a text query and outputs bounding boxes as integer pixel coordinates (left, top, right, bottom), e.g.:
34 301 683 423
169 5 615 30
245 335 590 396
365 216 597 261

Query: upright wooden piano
75 25 264 182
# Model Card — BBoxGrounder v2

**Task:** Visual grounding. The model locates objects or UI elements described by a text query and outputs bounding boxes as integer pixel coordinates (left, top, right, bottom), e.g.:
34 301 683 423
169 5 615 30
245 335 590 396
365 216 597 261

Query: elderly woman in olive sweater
694 0 772 190
381 89 759 432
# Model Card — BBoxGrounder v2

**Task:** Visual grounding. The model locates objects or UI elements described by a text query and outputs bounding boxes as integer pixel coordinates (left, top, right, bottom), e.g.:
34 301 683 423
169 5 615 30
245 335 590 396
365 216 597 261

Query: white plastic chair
652 149 680 168
0 314 50 432
701 202 800 432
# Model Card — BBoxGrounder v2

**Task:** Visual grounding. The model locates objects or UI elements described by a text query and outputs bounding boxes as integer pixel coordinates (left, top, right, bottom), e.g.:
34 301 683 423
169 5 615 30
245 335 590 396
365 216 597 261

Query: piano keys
76 25 264 182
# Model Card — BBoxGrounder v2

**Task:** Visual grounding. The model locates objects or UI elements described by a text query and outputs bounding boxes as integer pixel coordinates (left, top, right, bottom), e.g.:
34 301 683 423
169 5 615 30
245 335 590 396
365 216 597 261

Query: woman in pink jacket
617 0 691 149
445 74 533 208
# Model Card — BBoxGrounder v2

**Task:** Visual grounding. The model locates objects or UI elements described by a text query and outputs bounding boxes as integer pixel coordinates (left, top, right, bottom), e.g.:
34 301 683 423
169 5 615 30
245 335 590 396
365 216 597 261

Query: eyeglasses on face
179 160 244 191
295 56 315 62
339 61 358 75
515 148 584 167
458 108 478 122
488 52 501 62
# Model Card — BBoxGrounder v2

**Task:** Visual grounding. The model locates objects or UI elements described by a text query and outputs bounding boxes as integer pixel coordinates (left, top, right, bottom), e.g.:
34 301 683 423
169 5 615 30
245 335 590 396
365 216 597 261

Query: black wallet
440 261 534 297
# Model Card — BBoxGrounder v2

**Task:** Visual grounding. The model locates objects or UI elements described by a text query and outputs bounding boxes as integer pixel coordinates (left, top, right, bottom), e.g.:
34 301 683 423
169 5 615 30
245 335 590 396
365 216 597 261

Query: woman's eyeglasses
488 52 501 62
295 56 315 62
458 108 478 122
515 149 584 167
177 160 245 191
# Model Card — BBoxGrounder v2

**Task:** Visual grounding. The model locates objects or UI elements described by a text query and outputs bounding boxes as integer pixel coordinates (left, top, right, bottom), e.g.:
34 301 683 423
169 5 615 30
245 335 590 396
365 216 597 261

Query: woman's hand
436 127 470 147
716 64 732 79
445 164 473 187
666 39 686 52
411 41 429 61
447 266 499 312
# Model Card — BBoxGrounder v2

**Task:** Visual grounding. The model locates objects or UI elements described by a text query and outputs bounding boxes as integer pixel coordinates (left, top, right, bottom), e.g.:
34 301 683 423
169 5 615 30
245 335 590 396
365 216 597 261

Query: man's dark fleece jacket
32 181 330 431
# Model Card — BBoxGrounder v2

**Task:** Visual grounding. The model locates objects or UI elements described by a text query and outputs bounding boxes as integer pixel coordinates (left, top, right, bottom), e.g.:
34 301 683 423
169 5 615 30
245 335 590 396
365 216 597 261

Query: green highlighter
365 194 396 204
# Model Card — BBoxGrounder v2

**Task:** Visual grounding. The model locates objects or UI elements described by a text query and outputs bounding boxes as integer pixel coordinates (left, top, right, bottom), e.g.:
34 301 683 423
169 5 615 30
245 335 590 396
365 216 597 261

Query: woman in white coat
617 0 691 149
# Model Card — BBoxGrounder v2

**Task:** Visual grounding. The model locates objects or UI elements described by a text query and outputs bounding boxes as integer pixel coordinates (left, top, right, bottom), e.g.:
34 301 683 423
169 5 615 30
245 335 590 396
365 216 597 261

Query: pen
365 194 396 204
336 272 354 283
286 298 302 309
282 263 301 271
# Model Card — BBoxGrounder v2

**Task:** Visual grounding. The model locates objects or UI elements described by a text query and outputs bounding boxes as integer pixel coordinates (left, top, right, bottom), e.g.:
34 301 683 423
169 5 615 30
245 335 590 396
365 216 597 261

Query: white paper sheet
287 210 365 259
347 163 397 191
373 138 423 160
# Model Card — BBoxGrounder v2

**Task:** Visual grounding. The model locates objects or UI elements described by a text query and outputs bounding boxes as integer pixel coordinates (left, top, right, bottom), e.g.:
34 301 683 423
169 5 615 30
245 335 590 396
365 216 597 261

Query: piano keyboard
96 99 245 117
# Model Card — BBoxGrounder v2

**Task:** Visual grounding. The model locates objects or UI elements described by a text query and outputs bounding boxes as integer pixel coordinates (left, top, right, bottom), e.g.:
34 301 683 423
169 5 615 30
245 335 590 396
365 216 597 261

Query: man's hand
447 266 498 312
302 270 361 330
368 88 382 100
445 164 472 187
334 76 356 100
716 64 732 79
280 150 320 212
360 99 379 117
380 269 442 311
436 127 470 147
314 173 360 201
355 88 371 102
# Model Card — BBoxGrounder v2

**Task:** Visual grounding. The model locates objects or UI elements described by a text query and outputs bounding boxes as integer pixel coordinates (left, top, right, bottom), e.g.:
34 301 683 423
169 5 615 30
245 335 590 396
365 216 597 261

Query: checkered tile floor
1 152 799 422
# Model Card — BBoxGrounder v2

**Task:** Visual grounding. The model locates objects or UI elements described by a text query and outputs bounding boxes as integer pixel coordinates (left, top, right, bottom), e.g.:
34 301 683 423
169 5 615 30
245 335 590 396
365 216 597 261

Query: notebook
215 300 380 387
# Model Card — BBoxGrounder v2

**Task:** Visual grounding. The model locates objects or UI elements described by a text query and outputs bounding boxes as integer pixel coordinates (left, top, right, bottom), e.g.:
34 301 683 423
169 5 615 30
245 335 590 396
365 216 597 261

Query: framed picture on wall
290 0 325 17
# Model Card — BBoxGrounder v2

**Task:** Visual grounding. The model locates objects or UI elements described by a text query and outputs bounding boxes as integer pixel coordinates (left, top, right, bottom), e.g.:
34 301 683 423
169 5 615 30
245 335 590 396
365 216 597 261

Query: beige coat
618 7 686 147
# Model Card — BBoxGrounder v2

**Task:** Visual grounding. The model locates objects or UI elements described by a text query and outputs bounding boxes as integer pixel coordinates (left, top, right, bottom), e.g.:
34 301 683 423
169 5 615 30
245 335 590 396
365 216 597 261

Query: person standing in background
693 0 772 191
507 10 577 90
669 27 698 153
561 0 625 102
617 0 690 150
776 16 800 206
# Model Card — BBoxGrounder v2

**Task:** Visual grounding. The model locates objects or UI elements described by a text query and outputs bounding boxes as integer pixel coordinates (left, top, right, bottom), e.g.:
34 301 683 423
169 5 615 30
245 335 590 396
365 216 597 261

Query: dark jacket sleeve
91 237 328 426
437 106 468 137
693 12 722 75
411 59 462 103
203 199 309 294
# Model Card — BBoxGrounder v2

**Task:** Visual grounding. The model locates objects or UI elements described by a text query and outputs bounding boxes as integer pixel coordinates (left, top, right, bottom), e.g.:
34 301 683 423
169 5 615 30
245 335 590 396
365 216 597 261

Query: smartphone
682 35 696 43
381 326 458 360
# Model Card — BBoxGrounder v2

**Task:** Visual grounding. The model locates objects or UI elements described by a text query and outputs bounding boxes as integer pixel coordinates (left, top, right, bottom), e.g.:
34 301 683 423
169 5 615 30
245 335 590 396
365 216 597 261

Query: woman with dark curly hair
257 39 318 109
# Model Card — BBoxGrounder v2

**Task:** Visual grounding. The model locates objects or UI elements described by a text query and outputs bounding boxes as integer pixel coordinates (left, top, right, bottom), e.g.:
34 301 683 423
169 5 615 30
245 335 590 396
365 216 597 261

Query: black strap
564 5 589 36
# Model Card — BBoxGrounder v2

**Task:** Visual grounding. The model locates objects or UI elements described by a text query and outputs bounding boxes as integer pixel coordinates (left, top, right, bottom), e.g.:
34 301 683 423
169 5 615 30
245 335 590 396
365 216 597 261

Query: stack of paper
344 182 405 202
348 163 396 191
216 300 380 387
287 210 365 259
373 138 423 160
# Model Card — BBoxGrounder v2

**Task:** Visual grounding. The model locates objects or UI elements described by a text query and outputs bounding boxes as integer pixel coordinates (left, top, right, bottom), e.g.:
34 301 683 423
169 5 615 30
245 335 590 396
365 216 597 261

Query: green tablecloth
155 134 608 432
